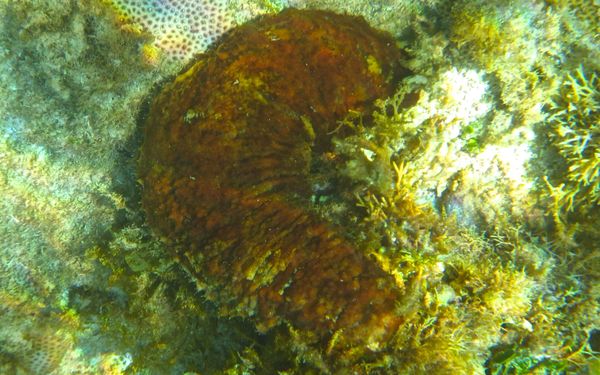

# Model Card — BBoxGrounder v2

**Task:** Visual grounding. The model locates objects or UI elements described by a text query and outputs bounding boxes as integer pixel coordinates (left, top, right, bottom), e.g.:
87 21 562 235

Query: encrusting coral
138 8 411 370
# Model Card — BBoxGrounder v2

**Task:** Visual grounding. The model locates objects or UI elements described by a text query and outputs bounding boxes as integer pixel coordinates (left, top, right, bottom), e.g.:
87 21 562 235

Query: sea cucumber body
139 9 409 363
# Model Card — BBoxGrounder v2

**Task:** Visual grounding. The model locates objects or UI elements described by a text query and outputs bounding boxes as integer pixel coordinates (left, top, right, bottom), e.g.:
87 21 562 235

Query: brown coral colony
139 9 410 361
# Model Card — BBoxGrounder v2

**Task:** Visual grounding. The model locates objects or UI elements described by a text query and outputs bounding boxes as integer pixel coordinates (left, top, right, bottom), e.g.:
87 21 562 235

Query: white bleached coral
436 68 491 125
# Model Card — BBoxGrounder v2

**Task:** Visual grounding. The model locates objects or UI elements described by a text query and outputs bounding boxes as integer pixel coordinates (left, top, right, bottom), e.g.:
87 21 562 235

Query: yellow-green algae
0 0 598 374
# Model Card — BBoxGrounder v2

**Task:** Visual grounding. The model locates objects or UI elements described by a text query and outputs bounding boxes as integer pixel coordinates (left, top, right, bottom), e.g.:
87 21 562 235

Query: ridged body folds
139 9 410 364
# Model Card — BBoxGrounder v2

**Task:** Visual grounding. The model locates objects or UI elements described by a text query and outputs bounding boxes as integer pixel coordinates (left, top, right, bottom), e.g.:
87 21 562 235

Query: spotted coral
106 0 236 61
0 293 80 374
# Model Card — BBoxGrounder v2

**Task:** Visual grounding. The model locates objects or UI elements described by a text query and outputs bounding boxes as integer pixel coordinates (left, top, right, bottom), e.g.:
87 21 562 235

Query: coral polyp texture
138 8 410 369
107 0 235 61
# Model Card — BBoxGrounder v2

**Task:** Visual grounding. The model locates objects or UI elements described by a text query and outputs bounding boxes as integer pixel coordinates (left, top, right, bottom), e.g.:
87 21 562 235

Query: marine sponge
138 8 410 369
107 0 235 61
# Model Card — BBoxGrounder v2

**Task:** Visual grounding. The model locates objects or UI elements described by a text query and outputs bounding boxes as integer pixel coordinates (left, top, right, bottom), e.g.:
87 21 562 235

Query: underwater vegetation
547 66 599 211
0 0 598 374
139 9 410 370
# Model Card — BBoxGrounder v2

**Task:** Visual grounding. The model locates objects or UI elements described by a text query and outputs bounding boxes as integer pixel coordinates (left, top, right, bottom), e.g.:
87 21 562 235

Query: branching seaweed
547 66 600 210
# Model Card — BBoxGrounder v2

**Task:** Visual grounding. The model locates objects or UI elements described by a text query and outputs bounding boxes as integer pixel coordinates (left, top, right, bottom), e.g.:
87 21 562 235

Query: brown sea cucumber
138 8 410 367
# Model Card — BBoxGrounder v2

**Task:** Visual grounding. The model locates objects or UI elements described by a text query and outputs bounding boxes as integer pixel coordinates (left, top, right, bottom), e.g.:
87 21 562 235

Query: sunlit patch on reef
138 8 411 371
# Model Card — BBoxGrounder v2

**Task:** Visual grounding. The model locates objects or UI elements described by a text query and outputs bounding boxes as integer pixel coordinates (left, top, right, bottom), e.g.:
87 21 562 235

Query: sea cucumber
138 8 410 367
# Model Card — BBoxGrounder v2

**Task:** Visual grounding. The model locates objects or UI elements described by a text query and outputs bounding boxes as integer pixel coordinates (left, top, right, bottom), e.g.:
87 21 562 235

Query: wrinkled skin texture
139 8 410 367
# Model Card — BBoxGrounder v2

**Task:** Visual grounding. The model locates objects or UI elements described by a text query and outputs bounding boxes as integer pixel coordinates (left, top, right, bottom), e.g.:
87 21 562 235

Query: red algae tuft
138 8 410 368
